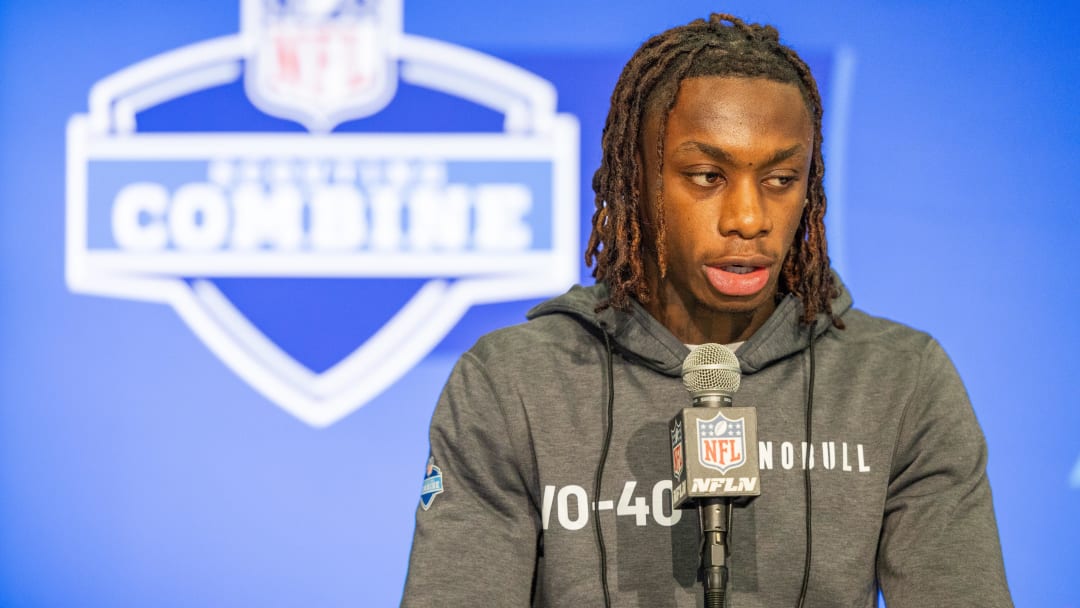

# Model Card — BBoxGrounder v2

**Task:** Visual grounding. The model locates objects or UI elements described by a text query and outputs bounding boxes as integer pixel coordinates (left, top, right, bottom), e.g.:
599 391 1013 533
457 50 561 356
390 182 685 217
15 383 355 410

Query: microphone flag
670 406 761 508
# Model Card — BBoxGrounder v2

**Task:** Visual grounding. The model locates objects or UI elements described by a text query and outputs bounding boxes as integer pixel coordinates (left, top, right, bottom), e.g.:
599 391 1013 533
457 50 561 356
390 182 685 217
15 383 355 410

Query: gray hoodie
402 279 1012 607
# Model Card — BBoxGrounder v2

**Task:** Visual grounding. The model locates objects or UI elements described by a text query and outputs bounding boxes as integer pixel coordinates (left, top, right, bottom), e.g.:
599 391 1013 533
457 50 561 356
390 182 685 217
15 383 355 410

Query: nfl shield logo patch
697 410 747 474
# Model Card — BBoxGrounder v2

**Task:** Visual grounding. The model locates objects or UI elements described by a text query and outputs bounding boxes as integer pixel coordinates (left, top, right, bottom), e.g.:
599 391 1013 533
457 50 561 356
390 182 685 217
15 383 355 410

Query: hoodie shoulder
464 283 610 372
468 310 600 366
835 307 938 355
469 283 687 377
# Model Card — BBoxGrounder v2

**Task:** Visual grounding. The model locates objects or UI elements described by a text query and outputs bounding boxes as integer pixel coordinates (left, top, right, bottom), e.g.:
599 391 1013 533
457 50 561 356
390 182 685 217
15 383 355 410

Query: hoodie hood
527 273 854 377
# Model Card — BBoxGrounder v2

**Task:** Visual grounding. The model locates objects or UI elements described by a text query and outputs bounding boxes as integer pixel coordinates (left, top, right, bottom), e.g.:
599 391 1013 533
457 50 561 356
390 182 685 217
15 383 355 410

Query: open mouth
720 264 760 275
705 264 771 297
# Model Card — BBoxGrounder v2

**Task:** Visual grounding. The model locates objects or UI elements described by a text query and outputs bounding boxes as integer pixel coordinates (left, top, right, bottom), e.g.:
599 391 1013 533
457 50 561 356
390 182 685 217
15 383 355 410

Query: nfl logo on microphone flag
670 407 762 509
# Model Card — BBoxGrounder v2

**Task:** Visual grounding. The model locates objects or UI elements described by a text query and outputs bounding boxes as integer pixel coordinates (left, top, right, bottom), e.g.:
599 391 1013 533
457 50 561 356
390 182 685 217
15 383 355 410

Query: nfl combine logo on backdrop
65 0 580 427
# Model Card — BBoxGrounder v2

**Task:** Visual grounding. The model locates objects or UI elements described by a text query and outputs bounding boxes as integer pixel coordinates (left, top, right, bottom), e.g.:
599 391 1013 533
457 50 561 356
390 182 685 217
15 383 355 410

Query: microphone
669 344 761 606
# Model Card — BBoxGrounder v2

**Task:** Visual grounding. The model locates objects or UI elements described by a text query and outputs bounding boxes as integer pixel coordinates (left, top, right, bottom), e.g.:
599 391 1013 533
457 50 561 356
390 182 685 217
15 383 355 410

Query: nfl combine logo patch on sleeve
420 456 444 510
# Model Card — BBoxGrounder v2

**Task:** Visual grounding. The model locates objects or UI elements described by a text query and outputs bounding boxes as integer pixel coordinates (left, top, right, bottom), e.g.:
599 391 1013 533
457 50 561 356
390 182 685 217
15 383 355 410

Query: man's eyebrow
674 141 806 166
675 141 735 164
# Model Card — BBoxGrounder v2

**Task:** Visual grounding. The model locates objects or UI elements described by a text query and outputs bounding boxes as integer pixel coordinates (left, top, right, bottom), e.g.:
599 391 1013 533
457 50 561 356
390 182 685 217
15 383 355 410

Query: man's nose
717 179 770 238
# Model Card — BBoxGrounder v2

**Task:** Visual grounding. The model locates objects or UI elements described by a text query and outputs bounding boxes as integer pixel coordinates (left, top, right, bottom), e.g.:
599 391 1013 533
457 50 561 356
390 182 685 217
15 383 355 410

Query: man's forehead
673 140 808 166
645 76 812 144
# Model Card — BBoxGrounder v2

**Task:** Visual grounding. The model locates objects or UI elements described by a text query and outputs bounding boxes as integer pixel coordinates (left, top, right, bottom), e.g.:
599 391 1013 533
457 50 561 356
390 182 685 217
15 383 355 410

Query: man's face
640 76 813 342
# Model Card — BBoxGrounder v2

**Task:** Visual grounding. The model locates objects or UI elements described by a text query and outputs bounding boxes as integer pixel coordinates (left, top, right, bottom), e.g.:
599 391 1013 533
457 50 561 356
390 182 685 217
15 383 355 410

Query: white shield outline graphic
66 5 579 428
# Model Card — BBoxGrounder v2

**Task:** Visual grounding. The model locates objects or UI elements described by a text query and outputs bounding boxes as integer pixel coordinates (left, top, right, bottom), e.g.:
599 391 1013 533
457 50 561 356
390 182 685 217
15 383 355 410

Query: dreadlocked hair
585 13 843 328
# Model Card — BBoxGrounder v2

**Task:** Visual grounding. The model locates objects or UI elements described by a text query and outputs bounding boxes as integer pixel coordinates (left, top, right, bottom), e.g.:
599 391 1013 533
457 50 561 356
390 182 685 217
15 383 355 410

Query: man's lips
704 256 774 297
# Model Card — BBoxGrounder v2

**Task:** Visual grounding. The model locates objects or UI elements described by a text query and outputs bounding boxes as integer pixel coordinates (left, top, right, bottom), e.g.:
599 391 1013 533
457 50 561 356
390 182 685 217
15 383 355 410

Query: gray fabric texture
401 278 1012 607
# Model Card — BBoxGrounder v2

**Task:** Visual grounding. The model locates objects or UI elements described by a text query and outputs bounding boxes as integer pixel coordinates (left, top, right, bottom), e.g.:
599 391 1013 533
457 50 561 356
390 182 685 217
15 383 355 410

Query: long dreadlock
585 13 842 328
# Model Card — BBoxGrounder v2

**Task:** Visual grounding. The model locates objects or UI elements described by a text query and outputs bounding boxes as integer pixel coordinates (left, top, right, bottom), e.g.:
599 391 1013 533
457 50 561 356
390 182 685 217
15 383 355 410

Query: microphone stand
695 391 734 608
677 344 749 608
699 497 730 608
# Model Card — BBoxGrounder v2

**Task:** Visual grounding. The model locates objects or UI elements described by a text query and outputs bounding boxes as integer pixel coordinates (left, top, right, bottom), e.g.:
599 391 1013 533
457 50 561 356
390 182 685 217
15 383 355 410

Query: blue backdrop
1 1 1077 606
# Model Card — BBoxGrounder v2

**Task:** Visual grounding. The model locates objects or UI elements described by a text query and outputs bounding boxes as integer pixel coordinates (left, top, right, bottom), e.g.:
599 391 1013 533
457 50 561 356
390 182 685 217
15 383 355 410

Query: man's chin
699 287 781 317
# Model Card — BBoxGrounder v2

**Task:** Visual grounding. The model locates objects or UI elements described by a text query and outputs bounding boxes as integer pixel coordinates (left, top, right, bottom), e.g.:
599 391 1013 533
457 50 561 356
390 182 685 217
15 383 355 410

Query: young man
402 14 1012 607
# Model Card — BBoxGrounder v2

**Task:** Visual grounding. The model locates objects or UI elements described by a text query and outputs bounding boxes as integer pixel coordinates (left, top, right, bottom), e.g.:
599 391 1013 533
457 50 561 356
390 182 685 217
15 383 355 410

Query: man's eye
688 172 723 187
764 175 797 188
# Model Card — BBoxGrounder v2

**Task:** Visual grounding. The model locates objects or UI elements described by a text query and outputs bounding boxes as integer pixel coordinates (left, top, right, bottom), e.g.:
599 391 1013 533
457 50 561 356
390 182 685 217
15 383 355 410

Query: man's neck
644 289 777 345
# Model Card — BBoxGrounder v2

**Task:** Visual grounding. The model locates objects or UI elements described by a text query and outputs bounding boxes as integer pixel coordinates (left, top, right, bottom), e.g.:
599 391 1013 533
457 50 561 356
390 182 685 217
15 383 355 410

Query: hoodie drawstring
796 320 818 608
593 326 615 608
